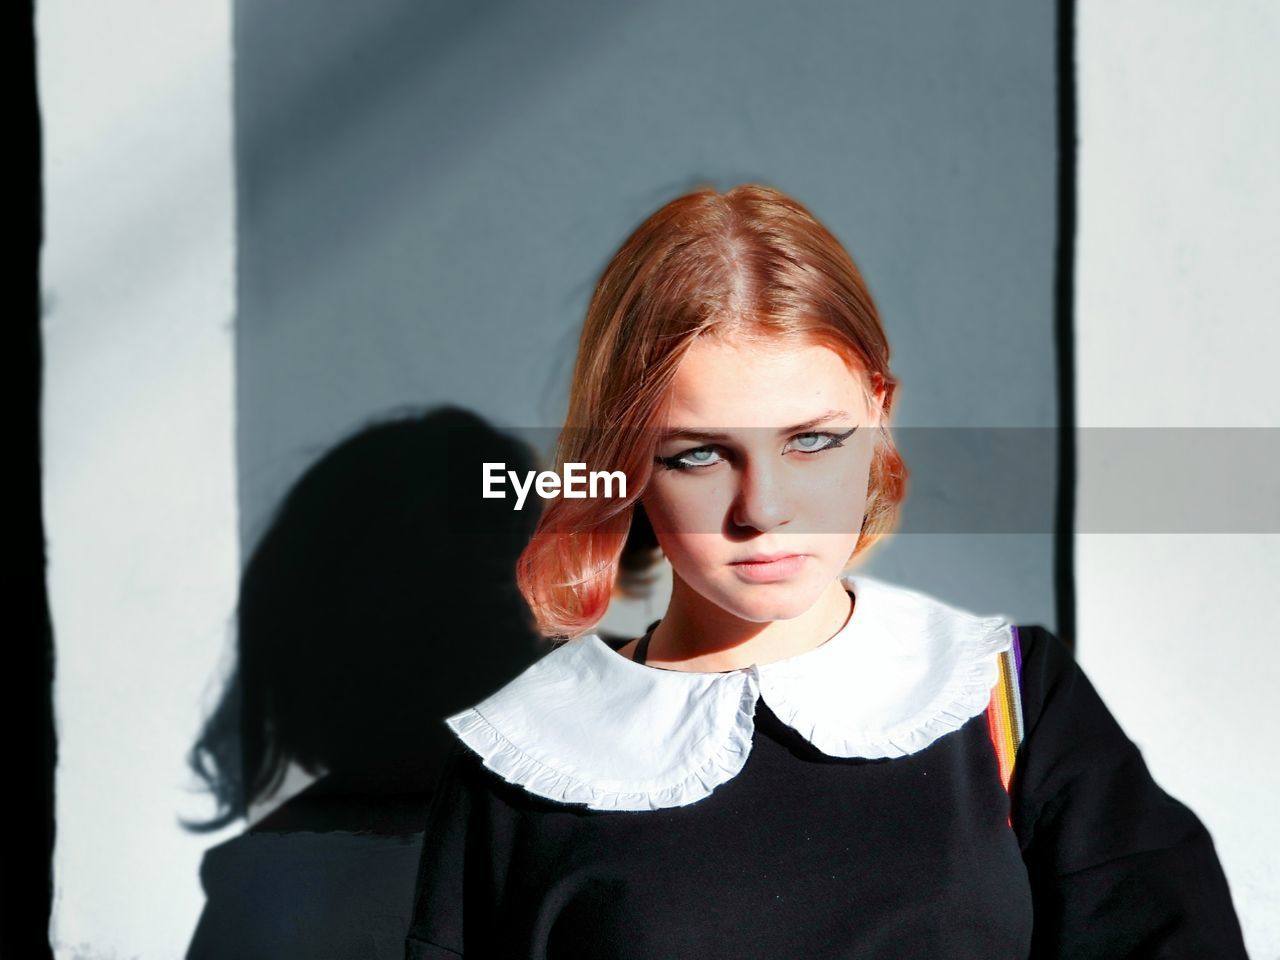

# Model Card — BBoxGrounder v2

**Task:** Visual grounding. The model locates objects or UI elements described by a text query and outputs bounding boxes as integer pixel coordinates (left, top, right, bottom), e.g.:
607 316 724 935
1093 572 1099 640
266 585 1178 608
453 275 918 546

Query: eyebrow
658 409 853 444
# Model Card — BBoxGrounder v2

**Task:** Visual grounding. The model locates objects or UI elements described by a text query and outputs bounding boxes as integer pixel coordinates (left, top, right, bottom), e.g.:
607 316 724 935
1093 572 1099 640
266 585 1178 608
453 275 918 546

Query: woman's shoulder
1004 624 1250 954
1004 622 1101 742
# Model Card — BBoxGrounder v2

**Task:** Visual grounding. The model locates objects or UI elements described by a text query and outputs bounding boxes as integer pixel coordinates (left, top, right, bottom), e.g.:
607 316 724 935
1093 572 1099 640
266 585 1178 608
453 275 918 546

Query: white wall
1076 2 1280 955
39 0 240 957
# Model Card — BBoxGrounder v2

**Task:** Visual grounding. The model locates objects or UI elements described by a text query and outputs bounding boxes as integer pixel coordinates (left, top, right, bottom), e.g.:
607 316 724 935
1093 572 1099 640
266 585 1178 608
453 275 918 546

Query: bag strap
984 625 1026 826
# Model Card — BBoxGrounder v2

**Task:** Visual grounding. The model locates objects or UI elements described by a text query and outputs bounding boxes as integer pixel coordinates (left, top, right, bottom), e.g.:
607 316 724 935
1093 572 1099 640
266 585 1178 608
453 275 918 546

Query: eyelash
653 427 859 472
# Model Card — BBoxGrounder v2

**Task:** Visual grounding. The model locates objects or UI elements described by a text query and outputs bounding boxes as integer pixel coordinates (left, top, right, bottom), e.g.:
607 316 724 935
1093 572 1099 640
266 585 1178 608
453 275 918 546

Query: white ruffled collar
444 574 1013 811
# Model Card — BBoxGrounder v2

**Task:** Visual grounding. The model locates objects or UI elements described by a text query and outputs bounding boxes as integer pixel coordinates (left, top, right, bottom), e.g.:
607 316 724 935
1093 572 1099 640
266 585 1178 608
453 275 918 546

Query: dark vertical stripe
1055 0 1079 655
19 0 57 954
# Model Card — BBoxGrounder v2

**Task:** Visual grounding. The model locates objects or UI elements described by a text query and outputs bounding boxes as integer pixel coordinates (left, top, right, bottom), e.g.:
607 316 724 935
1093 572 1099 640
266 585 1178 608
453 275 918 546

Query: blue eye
656 446 724 471
653 427 857 472
788 432 839 453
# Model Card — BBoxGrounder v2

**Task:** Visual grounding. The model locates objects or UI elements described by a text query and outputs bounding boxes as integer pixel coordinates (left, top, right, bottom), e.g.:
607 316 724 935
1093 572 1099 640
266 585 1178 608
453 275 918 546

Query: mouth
731 552 805 565
729 553 808 582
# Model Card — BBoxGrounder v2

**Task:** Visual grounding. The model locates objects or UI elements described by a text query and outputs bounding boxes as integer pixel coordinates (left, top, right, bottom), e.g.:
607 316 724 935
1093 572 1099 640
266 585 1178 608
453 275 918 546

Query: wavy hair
517 183 907 639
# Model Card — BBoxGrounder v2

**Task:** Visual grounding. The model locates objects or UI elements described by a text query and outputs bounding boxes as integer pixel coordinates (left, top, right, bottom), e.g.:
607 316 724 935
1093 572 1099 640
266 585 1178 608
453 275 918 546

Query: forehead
664 337 866 427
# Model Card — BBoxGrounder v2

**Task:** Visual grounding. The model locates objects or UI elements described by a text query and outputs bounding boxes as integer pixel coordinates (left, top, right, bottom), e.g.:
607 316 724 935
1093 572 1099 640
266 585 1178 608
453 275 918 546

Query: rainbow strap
984 625 1026 826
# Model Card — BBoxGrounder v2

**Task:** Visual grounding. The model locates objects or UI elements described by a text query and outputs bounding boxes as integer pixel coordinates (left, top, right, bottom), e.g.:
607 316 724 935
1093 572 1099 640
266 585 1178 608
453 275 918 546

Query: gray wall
235 0 1058 628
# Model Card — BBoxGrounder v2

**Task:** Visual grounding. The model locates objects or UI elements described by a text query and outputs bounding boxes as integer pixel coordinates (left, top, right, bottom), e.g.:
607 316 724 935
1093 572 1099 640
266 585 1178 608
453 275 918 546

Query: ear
867 372 891 428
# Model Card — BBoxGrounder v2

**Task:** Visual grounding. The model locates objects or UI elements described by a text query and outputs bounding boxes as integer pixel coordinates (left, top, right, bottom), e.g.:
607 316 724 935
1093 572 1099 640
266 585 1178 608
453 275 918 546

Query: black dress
405 607 1247 959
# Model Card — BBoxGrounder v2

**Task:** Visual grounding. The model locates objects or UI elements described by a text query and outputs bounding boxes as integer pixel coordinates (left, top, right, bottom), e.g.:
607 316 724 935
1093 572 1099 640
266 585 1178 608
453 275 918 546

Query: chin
715 578 825 623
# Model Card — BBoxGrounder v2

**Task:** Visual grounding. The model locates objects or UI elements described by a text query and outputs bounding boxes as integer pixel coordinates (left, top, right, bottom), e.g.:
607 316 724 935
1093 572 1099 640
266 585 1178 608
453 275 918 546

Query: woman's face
641 336 886 624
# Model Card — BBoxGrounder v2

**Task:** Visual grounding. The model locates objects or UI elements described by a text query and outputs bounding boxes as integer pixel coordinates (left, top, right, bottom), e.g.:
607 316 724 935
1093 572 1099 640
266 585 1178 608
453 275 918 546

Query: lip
733 552 803 564
729 553 807 583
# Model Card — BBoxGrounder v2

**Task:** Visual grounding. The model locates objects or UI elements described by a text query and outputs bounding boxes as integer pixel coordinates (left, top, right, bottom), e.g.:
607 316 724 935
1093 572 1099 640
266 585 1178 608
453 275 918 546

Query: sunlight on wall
39 0 240 956
1077 3 1280 954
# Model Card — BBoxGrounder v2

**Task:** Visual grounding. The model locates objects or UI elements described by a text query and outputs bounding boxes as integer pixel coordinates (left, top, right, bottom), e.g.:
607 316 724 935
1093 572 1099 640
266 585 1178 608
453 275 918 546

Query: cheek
641 475 730 536
641 482 728 569
656 535 724 577
843 446 875 515
832 456 875 536
792 449 875 534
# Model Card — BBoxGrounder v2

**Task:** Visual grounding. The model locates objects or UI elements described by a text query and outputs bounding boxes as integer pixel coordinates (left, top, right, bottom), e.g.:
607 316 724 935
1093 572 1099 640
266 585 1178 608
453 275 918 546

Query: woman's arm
405 742 473 960
1012 625 1249 959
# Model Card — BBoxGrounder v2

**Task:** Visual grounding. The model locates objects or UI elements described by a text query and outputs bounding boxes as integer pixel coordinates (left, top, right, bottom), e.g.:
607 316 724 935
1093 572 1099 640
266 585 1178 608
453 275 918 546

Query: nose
730 459 794 532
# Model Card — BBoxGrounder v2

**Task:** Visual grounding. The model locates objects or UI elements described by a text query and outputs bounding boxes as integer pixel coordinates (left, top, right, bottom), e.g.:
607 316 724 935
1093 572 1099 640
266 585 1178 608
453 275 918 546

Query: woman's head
518 183 907 638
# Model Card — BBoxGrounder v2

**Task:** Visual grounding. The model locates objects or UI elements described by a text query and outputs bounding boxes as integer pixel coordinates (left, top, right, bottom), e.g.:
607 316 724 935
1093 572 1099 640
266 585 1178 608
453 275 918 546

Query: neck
646 575 855 673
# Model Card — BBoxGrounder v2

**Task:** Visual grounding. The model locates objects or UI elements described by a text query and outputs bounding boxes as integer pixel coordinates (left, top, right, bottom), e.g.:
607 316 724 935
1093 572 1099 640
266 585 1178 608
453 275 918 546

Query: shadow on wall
183 405 551 960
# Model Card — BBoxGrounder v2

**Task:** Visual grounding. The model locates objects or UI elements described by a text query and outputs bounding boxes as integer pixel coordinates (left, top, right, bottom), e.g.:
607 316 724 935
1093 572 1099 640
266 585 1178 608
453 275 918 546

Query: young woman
405 184 1247 959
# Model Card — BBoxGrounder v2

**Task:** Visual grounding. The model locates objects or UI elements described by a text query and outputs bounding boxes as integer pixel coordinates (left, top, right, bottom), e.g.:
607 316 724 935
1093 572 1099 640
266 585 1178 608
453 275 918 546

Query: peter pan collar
444 574 1014 812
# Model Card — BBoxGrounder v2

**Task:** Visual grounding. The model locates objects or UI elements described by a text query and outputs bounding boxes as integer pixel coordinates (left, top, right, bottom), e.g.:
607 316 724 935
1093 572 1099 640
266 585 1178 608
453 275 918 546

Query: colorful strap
985 625 1026 826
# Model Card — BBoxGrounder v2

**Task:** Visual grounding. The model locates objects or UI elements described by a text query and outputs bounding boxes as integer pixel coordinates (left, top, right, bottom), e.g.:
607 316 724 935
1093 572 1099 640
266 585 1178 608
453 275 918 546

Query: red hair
517 183 908 638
